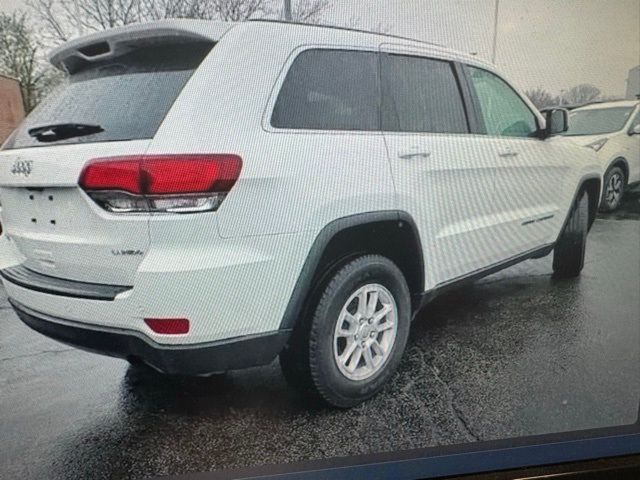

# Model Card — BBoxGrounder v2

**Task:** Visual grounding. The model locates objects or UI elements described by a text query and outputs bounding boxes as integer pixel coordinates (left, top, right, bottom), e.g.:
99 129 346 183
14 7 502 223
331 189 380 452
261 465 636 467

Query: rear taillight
79 154 242 214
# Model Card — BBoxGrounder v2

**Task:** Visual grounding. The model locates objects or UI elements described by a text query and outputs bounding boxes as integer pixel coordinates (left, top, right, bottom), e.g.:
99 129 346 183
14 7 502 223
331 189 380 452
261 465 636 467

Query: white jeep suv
0 20 601 407
562 100 640 212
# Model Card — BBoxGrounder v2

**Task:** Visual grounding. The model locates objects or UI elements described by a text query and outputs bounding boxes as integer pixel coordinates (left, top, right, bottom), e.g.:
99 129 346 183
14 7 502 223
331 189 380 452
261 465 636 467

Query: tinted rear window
271 49 380 131
381 54 468 134
6 43 212 150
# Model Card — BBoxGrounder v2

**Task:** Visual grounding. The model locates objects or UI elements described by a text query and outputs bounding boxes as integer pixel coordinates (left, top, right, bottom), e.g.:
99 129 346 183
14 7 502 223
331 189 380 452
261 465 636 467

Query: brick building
0 74 25 144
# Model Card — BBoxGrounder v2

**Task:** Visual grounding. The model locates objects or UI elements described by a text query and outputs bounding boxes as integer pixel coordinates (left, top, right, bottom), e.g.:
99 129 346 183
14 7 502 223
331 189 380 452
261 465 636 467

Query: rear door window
381 53 469 134
271 49 380 131
6 42 213 150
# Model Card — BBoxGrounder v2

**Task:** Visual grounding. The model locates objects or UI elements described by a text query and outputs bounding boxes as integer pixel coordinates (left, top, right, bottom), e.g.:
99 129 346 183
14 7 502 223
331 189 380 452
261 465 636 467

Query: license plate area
19 187 82 233
24 188 57 231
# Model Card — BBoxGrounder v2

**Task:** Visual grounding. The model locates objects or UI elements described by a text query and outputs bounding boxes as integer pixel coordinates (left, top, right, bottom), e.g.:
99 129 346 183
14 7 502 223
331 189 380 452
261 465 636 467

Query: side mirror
544 108 569 137
629 124 640 136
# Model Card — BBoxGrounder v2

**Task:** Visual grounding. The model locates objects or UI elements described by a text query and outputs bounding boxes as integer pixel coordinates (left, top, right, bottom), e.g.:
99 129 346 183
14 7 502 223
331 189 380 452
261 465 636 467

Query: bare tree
525 88 559 110
340 13 390 34
209 0 267 21
26 0 144 42
170 0 330 23
0 12 62 112
138 0 214 20
563 84 602 106
291 0 329 23
598 94 624 102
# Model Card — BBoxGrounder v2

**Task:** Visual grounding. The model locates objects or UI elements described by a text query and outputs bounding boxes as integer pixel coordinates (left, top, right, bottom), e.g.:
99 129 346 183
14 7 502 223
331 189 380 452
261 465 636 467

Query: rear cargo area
0 31 216 285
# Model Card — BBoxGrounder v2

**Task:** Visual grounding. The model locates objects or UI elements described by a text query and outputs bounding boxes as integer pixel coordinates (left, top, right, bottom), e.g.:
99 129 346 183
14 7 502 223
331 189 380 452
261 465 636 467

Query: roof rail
247 18 446 48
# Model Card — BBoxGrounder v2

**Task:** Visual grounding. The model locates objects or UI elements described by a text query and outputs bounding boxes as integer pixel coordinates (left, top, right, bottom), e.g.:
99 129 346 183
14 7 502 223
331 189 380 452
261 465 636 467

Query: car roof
49 18 494 73
248 20 492 66
573 99 639 111
249 19 447 48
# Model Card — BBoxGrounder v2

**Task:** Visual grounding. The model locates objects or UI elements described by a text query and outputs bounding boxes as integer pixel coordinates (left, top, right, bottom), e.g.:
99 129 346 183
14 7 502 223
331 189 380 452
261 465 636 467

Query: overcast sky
1 0 638 97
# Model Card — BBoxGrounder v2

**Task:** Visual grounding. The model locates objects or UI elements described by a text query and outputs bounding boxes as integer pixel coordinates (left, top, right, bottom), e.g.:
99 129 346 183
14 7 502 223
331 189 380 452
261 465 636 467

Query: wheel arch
582 177 601 228
279 211 425 333
607 157 629 185
563 174 600 234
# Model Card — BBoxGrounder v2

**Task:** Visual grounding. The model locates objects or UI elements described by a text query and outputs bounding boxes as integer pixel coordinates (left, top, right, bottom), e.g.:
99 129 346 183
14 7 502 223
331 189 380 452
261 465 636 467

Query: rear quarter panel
148 23 395 240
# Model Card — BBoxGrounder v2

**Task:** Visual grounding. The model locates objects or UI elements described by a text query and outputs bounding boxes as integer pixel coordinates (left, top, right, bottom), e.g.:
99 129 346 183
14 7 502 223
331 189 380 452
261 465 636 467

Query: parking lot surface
1 189 639 479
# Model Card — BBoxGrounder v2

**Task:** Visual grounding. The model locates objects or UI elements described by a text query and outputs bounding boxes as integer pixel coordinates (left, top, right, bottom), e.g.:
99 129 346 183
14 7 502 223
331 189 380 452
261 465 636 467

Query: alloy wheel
606 171 624 209
333 283 398 381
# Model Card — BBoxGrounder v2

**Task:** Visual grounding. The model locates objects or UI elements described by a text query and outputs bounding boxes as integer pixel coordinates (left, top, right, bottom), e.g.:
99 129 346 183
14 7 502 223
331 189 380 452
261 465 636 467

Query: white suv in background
563 100 640 211
0 20 601 407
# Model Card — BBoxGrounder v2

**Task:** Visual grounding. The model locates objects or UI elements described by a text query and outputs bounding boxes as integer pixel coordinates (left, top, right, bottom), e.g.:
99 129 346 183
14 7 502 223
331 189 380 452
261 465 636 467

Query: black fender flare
557 173 601 240
278 210 424 332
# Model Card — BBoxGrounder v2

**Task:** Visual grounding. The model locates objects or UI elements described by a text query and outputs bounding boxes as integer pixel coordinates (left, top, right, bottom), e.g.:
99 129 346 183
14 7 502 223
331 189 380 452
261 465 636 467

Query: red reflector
144 318 190 335
79 155 242 195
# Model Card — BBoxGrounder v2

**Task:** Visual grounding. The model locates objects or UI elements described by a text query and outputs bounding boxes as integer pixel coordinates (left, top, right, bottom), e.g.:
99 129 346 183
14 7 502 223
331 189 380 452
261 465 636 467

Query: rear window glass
381 54 468 134
6 43 212 150
271 49 380 131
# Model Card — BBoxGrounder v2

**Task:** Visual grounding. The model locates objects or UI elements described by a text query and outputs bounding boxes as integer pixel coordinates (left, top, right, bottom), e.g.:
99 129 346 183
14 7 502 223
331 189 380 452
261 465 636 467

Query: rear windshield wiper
28 123 104 143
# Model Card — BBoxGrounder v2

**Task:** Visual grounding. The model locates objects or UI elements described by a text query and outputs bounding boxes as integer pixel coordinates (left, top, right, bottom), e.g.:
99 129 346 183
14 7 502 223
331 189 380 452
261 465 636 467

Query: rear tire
280 255 411 408
553 192 589 278
599 165 626 212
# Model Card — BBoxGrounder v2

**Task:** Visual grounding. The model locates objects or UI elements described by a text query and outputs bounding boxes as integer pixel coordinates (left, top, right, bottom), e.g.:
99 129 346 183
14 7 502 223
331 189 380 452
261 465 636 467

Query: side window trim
453 61 484 134
379 51 400 132
265 45 382 133
462 63 542 138
379 49 471 134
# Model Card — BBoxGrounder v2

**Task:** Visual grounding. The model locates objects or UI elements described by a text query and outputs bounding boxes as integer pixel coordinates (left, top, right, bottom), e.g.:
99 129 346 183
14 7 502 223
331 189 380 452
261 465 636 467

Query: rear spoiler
49 19 236 74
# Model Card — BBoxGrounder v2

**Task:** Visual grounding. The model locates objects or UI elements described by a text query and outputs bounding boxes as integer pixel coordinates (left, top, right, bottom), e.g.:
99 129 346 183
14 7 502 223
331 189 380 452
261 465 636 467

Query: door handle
398 151 431 160
498 150 519 158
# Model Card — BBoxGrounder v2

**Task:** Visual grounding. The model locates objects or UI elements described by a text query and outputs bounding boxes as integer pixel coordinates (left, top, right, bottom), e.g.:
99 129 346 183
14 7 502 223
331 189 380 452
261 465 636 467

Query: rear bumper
1 265 131 300
1 231 314 345
9 298 290 376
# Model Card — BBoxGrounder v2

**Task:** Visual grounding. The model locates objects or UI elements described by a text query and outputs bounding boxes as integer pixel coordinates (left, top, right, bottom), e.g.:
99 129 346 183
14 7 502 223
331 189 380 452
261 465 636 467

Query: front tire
553 192 589 278
600 165 626 212
280 255 411 408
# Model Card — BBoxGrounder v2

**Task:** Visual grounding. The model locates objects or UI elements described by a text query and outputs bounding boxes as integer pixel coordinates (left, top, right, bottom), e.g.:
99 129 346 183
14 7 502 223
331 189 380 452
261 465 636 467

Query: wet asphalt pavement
1 189 639 480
